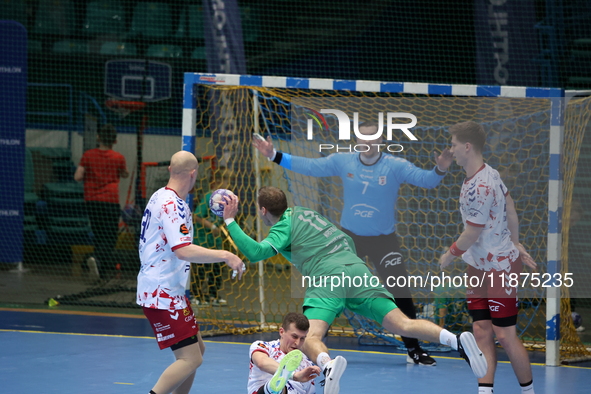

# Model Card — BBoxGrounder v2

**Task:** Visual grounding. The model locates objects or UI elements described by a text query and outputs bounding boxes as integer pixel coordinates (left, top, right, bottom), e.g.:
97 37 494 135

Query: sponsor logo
351 203 379 218
156 333 175 342
380 252 403 267
180 224 189 234
378 176 387 185
347 173 354 178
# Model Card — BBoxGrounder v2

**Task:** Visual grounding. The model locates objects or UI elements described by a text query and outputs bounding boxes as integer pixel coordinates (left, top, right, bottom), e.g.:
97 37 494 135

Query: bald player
137 150 245 394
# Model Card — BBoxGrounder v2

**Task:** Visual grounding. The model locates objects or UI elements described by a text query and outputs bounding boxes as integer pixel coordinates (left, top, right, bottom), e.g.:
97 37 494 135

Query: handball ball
209 189 235 217
572 311 583 329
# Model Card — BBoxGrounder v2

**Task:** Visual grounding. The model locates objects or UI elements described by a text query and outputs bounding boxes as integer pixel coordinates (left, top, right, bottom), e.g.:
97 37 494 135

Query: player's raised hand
293 365 321 383
222 194 239 220
252 133 275 159
516 243 537 270
434 148 453 172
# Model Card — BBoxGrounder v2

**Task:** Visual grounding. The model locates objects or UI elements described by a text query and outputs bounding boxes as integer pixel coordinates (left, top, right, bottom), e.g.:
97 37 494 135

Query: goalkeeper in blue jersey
253 122 453 366
222 186 486 394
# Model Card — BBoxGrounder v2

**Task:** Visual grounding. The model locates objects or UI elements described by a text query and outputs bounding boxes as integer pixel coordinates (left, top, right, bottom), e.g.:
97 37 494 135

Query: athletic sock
316 352 331 371
520 380 534 393
439 329 457 349
478 383 493 393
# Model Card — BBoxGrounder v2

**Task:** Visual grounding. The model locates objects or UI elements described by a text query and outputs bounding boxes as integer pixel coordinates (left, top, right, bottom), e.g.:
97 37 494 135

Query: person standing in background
75 124 128 279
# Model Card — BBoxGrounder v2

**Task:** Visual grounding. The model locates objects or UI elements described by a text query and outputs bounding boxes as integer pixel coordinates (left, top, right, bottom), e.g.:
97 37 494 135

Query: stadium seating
52 40 89 54
82 0 126 36
33 0 76 36
130 2 173 38
146 44 183 58
0 0 28 28
99 41 138 56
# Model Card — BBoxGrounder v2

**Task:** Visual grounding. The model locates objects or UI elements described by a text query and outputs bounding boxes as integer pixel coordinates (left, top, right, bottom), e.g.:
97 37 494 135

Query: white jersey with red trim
248 339 316 394
459 164 518 272
137 187 193 311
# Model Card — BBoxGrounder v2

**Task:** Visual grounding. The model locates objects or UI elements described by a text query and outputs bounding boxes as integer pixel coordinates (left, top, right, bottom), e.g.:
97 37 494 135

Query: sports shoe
406 347 437 366
457 332 487 378
321 356 347 394
211 298 227 306
267 349 303 394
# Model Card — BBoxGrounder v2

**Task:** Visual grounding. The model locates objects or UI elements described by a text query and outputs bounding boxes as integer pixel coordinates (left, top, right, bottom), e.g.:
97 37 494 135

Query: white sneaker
322 356 347 394
267 349 303 394
456 332 487 378
216 298 227 305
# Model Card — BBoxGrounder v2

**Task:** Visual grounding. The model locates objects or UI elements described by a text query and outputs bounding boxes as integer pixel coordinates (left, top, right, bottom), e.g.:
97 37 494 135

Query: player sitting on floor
249 312 321 394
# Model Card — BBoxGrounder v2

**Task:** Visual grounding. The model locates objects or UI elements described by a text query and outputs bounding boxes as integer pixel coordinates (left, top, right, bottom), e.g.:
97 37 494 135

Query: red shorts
143 303 199 350
466 256 522 320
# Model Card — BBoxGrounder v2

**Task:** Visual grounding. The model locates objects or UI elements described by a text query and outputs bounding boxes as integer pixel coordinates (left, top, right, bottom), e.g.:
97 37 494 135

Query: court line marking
2 328 590 370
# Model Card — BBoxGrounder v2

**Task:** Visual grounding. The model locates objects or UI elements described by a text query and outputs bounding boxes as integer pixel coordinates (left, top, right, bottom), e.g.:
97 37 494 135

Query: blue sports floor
1 309 590 393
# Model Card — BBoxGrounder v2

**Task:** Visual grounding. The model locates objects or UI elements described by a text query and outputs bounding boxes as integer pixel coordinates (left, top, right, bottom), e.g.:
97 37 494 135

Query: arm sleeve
226 221 278 262
464 183 495 227
249 341 270 361
161 198 193 249
394 159 445 189
278 153 340 177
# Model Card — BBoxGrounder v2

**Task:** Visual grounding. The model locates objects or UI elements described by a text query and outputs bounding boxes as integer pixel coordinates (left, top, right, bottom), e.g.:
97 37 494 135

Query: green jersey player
223 186 487 394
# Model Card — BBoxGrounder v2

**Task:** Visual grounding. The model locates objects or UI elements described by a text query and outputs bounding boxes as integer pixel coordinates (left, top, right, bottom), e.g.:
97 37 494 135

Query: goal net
183 73 591 363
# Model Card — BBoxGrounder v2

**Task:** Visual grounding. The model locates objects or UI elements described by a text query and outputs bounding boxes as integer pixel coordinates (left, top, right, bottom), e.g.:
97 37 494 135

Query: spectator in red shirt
74 124 129 279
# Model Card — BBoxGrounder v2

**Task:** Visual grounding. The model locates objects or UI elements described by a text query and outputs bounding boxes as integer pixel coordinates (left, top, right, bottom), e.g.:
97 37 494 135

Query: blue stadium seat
146 44 183 58
240 6 260 43
33 0 76 36
82 1 126 36
184 4 205 40
191 46 206 59
0 0 28 28
52 40 89 54
130 2 172 38
99 41 138 56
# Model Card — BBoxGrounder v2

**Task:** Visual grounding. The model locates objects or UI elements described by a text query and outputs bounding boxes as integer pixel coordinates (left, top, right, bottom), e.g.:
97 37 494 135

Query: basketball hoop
105 99 146 118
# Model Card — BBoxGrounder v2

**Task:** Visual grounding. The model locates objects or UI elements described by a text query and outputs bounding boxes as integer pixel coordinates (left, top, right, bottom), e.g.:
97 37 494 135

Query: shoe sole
405 354 437 366
268 349 303 394
324 356 347 394
459 332 488 378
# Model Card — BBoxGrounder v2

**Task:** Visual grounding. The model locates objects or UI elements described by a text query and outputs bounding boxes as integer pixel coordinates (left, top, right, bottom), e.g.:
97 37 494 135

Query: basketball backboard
105 59 171 102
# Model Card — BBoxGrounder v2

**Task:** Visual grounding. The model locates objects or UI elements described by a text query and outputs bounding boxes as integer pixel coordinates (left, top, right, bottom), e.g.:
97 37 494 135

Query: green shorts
301 262 397 325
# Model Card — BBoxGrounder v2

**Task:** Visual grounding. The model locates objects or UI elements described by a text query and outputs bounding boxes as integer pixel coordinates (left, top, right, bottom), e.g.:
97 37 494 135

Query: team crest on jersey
179 224 189 234
378 176 387 185
347 173 354 178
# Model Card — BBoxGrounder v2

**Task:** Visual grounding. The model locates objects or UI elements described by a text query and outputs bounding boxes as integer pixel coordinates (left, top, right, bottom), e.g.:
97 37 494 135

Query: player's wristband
269 148 277 162
449 242 466 257
435 165 446 175
224 218 235 226
272 150 283 164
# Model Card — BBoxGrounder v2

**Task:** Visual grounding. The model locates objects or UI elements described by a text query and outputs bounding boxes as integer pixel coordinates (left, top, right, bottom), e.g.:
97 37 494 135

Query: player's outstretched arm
293 365 321 383
433 148 453 172
174 245 245 279
222 194 278 262
252 134 276 159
